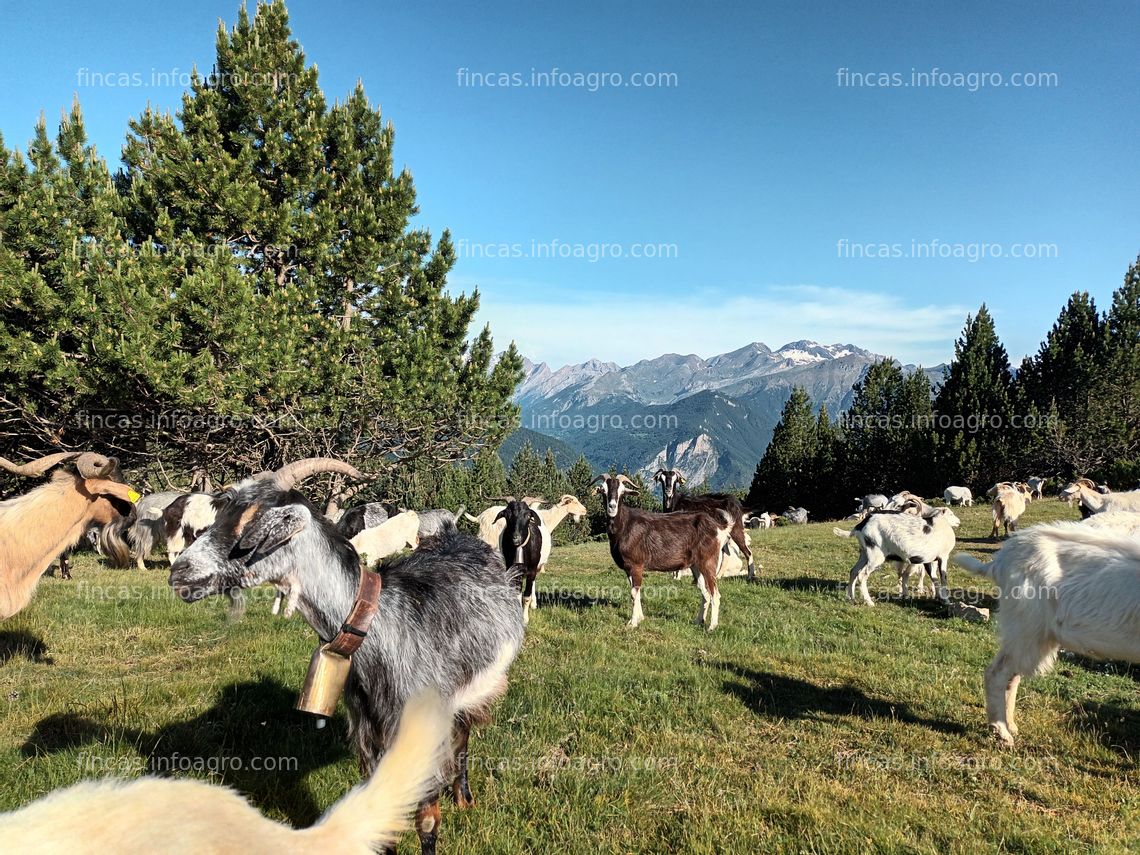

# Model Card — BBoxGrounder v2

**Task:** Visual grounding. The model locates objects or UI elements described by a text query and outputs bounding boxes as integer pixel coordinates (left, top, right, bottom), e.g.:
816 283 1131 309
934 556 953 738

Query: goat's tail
832 527 855 538
303 688 452 850
713 510 734 548
952 551 997 582
453 505 466 521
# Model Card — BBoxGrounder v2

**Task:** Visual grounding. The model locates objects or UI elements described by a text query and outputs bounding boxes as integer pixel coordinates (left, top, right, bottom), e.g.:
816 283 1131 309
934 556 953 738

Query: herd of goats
0 449 1139 851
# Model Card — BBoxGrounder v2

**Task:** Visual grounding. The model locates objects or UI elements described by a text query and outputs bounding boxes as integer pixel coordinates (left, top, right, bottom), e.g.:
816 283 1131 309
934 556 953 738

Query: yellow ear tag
128 489 142 503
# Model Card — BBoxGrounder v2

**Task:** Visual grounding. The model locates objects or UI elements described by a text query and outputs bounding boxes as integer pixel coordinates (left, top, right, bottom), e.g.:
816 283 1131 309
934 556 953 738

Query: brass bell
296 642 353 718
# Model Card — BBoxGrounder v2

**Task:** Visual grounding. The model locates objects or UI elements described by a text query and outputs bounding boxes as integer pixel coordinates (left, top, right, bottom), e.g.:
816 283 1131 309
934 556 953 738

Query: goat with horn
0 451 138 619
168 457 524 855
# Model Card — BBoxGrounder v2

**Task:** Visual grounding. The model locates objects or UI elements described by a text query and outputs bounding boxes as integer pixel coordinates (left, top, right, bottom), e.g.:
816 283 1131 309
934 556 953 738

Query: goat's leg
984 650 1019 746
846 556 870 603
933 558 949 602
628 568 645 627
58 555 72 580
694 573 709 626
530 565 542 611
451 714 475 808
521 571 536 626
896 562 911 597
415 797 442 855
730 521 757 583
1004 674 1022 738
704 568 721 631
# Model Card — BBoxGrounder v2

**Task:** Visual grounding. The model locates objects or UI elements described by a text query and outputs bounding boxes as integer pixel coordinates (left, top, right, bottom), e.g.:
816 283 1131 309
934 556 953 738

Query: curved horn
273 458 363 491
74 453 118 479
616 474 640 491
588 474 608 488
0 451 82 477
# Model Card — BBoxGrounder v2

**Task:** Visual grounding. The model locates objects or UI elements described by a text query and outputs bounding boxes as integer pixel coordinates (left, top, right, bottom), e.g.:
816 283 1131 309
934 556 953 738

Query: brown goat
0 452 138 619
593 473 732 631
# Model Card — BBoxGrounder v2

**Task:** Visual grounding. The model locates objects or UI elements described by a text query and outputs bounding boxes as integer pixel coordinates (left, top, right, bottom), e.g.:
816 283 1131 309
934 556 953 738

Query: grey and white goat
168 458 524 855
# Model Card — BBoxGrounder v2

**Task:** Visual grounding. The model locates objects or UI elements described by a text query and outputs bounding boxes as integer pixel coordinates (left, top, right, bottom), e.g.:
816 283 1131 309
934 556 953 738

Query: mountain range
505 341 945 489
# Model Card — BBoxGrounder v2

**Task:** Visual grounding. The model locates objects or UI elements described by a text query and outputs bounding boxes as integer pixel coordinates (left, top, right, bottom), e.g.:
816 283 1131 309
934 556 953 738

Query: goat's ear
528 509 542 527
493 508 508 523
678 475 686 485
85 478 141 505
235 505 309 563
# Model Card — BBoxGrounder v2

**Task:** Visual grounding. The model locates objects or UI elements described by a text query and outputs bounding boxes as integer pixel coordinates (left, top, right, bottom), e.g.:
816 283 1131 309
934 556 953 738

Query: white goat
0 690 451 853
1060 481 1140 515
943 486 973 506
953 523 1140 746
990 486 1027 538
351 511 420 567
1080 510 1140 536
834 506 960 606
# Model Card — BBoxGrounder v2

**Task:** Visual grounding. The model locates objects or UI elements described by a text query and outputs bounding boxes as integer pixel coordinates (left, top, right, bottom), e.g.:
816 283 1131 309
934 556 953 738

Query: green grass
1 500 1138 853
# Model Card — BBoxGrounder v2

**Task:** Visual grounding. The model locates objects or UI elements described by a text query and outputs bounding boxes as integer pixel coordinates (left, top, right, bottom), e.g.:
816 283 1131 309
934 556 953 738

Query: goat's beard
98 521 133 567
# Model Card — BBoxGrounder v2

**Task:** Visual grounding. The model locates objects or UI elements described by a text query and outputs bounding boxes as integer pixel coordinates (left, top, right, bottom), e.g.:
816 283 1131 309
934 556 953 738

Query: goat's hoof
990 723 1016 747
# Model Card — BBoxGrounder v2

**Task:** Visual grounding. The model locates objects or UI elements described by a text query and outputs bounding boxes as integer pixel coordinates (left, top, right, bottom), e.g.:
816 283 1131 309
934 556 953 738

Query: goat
716 531 752 578
654 468 756 581
953 523 1140 746
495 500 550 624
103 490 185 570
0 688 452 853
1080 510 1140 536
943 486 973 506
168 458 524 855
783 507 809 525
595 473 732 630
886 491 935 516
417 507 466 540
1026 476 1046 500
744 511 775 529
163 491 229 563
1059 480 1140 516
991 486 1027 538
334 502 393 539
535 494 588 532
351 511 420 567
834 504 960 606
464 497 546 548
0 452 138 619
855 494 889 512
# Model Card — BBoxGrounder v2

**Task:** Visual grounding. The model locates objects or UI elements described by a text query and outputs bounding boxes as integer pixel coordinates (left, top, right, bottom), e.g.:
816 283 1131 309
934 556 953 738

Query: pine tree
1097 258 1140 484
746 387 818 511
28 0 526 483
507 441 544 499
932 306 1014 489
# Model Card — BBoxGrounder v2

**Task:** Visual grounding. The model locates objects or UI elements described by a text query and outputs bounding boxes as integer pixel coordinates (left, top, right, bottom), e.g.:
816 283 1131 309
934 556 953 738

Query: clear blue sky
2 0 1137 368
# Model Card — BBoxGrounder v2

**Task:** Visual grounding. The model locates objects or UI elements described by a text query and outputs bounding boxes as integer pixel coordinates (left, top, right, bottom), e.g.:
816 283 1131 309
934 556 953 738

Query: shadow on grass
716 663 966 736
1069 698 1140 755
1060 652 1140 683
536 591 616 611
0 630 52 665
20 676 352 825
763 576 842 594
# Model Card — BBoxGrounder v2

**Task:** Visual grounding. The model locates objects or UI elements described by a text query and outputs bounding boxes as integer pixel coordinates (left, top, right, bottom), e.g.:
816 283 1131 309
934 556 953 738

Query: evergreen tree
746 387 818 511
1097 258 1140 484
507 441 544 499
932 306 1014 489
810 404 844 518
2 1 522 491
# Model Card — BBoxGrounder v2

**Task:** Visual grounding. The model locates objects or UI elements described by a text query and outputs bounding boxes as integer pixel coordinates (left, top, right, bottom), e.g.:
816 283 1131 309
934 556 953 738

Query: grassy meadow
1 499 1137 853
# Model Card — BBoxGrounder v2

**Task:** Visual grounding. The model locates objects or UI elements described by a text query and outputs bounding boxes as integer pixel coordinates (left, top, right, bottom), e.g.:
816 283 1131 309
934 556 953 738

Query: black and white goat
494 499 550 625
162 491 229 563
168 458 524 855
597 473 732 630
653 468 757 581
834 504 960 606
